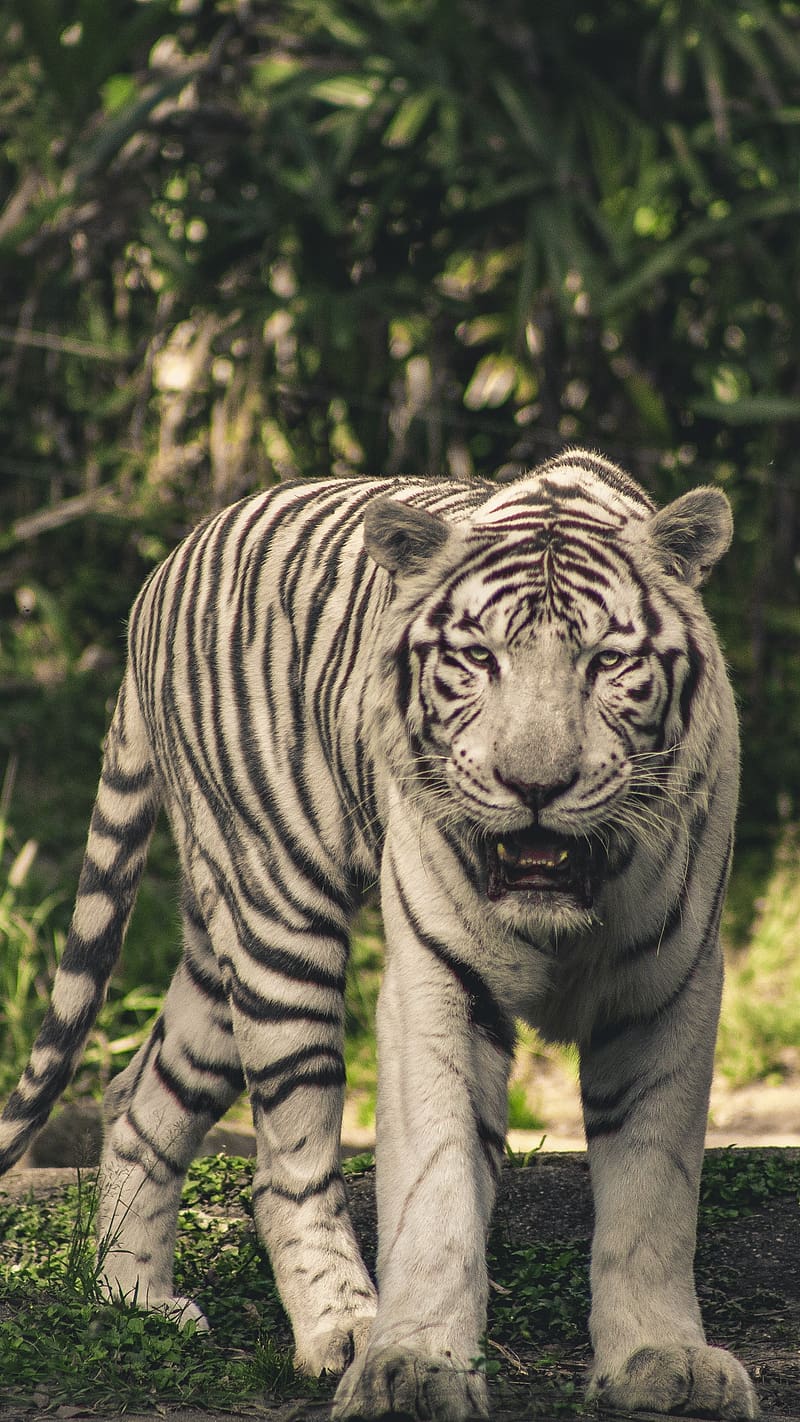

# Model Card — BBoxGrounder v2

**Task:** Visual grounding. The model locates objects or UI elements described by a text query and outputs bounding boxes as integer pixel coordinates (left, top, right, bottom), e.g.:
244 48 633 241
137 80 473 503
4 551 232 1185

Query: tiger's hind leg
97 890 244 1328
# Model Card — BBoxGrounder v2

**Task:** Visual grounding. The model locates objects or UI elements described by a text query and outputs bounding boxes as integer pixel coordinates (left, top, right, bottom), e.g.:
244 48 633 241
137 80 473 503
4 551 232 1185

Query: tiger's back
130 476 492 876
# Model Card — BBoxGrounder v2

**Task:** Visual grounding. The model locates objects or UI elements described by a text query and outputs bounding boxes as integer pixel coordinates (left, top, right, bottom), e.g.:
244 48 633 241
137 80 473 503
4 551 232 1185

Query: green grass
487 1236 589 1346
0 1155 314 1410
0 1150 592 1415
0 1151 376 1411
0 760 65 1098
717 828 800 1086
698 1147 800 1229
1 1148 796 1414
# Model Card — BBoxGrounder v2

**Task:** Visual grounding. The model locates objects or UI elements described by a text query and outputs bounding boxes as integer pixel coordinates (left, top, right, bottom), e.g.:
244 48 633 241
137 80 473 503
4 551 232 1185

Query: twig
0 325 128 363
11 489 123 542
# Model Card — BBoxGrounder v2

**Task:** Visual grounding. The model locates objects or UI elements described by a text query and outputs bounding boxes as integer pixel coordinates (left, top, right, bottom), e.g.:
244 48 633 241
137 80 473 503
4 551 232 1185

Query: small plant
487 1235 590 1346
505 1137 546 1167
699 1148 800 1229
342 1150 376 1176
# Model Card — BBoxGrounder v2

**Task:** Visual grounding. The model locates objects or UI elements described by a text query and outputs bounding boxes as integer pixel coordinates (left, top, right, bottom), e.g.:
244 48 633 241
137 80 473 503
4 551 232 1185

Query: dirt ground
337 1152 800 1421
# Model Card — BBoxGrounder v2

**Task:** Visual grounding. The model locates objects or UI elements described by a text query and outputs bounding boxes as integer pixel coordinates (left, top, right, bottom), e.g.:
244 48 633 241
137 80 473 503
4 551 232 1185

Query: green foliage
0 747 180 1100
487 1233 589 1346
0 761 63 1097
717 827 800 1085
0 0 798 835
699 1147 800 1229
342 1150 376 1176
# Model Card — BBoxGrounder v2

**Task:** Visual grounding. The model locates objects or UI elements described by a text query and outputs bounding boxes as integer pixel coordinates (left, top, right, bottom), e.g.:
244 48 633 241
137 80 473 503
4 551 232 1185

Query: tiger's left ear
363 498 451 576
649 486 733 587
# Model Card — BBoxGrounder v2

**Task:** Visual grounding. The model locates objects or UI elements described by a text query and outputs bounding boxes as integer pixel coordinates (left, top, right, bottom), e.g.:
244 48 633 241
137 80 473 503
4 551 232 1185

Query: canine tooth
557 850 570 864
497 842 508 861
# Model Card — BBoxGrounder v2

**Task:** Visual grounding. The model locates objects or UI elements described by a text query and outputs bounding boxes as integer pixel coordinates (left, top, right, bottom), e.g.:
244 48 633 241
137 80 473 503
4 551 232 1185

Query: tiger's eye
463 644 496 670
594 649 625 671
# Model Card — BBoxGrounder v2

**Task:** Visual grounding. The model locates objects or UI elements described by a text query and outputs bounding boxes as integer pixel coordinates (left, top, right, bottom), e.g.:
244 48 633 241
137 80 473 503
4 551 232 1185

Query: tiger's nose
495 771 578 813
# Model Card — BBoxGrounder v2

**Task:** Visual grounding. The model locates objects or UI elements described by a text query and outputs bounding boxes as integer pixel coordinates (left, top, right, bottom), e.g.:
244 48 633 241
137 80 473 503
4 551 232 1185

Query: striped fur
0 451 755 1419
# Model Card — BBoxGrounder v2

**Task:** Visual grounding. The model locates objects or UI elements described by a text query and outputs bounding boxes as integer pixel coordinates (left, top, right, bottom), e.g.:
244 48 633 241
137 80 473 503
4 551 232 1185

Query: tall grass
0 754 175 1101
717 827 800 1086
0 758 64 1097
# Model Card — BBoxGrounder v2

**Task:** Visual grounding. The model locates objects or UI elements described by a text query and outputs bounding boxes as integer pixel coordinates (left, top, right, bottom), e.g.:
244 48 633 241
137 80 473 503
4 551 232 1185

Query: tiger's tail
0 664 161 1174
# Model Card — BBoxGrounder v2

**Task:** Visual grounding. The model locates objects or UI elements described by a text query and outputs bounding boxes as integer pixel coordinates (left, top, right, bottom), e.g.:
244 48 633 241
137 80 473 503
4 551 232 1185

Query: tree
1 0 799 839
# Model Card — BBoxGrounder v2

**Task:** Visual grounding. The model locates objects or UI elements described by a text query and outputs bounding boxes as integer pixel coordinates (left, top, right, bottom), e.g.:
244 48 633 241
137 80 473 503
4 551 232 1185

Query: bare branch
11 489 123 543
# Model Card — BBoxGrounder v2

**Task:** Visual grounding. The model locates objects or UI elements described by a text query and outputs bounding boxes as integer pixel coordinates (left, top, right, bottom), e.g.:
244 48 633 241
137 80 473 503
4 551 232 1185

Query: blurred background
1 0 799 1138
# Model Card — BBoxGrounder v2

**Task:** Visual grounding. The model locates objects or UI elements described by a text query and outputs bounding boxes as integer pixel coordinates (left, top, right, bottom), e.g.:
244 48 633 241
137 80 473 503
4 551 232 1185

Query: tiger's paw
294 1312 375 1378
589 1344 757 1419
331 1346 489 1420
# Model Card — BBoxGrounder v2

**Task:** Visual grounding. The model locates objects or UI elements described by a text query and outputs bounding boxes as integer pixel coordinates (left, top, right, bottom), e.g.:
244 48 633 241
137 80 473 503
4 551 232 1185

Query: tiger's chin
485 827 604 937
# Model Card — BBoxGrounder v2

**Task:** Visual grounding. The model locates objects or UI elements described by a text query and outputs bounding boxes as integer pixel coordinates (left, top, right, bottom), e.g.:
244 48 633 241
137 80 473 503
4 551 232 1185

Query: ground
1 1147 799 1422
6 1079 800 1419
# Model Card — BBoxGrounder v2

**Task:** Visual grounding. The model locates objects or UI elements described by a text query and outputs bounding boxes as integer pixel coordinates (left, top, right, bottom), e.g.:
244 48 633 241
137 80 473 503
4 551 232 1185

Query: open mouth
487 827 598 906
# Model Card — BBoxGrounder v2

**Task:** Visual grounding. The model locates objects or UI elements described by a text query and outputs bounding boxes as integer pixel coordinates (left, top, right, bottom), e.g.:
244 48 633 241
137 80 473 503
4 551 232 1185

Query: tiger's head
365 451 734 934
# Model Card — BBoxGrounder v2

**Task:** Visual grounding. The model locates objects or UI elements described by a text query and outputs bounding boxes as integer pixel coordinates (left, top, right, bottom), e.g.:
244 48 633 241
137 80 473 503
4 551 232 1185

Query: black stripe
251 1062 346 1114
476 1117 506 1181
261 1167 342 1205
223 960 341 1026
582 1062 685 1140
155 1054 240 1117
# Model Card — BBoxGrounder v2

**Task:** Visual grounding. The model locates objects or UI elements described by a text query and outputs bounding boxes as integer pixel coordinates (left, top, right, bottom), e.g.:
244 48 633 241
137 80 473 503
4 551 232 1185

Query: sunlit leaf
252 55 305 89
598 192 800 315
310 76 377 109
383 89 436 148
101 73 136 115
464 353 518 410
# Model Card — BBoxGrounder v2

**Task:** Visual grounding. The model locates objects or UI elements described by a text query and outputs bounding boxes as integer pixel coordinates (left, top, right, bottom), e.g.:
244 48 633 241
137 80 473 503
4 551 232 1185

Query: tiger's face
365 454 732 932
412 574 663 913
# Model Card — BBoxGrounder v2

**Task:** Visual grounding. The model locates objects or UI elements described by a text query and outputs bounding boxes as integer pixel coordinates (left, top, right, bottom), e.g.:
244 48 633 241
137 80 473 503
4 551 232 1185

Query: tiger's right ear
363 498 451 575
649 486 733 588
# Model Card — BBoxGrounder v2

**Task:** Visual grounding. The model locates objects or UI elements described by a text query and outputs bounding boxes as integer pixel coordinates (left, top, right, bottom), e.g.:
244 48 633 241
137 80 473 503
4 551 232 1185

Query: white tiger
0 450 756 1420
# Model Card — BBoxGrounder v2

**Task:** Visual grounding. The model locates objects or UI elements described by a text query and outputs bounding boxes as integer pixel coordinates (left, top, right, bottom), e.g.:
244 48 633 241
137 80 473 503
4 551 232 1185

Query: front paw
332 1345 489 1421
294 1312 375 1377
589 1344 757 1419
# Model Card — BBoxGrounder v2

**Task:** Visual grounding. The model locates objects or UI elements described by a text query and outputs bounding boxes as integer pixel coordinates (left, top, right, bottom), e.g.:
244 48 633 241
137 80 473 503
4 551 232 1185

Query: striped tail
0 666 161 1174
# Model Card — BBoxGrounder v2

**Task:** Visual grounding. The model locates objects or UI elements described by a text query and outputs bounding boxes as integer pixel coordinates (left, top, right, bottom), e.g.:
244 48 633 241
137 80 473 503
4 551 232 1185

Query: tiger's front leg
580 939 757 1420
333 842 514 1422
